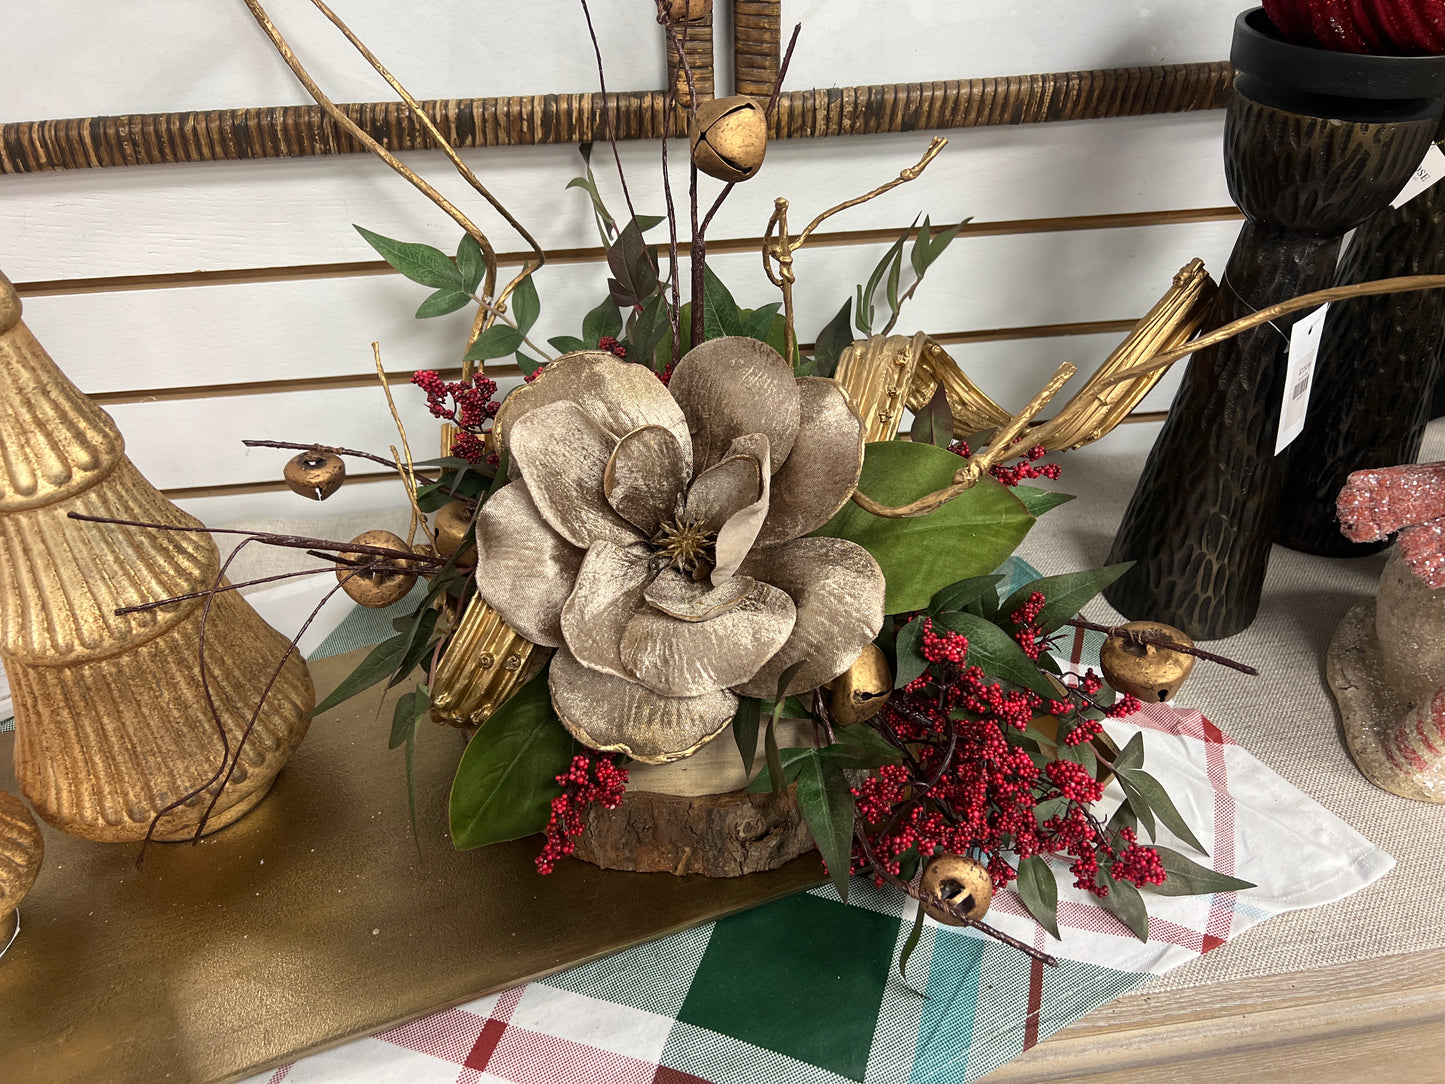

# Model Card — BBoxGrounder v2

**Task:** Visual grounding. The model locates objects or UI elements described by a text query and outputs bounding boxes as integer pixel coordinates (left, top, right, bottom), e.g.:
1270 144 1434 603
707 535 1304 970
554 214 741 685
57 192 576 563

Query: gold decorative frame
0 7 1230 174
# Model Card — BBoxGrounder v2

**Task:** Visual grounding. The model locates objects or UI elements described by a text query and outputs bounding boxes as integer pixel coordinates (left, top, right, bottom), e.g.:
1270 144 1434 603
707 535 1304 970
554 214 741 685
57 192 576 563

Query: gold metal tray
0 650 822 1083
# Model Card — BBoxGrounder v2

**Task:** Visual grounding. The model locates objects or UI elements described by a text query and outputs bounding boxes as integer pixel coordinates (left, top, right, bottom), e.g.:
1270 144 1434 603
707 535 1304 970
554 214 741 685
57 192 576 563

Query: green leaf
415 288 472 319
829 723 903 765
813 441 1035 614
931 611 1061 698
628 291 671 370
607 219 659 308
1016 855 1061 940
912 216 966 275
857 220 916 335
635 213 666 231
1011 486 1075 518
582 297 623 346
795 755 857 903
893 617 928 689
1059 735 1098 779
312 632 409 717
855 282 872 336
1113 731 1145 774
899 900 928 979
1116 767 1208 854
464 325 525 362
909 382 954 448
355 225 465 291
549 334 587 354
884 240 906 317
387 605 440 690
1033 795 1069 825
510 273 540 336
999 563 1133 636
701 266 744 340
1144 846 1255 897
390 684 431 848
763 716 786 797
928 574 1004 616
809 298 854 379
516 352 546 378
449 671 578 848
456 234 485 294
745 746 816 793
910 215 934 278
1106 801 1138 839
741 302 782 343
566 171 617 245
1099 872 1150 941
732 696 763 777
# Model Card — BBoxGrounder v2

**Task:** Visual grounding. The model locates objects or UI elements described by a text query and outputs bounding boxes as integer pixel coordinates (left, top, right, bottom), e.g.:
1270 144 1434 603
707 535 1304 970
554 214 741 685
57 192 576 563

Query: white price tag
1391 144 1445 209
1275 304 1329 455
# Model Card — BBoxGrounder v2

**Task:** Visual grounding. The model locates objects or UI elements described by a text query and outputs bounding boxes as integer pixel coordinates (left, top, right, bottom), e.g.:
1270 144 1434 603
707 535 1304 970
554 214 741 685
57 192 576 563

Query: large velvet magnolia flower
474 337 886 763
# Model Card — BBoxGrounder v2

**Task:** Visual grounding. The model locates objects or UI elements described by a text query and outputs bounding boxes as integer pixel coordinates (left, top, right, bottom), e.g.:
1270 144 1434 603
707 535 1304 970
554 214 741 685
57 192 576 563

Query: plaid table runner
234 559 1393 1084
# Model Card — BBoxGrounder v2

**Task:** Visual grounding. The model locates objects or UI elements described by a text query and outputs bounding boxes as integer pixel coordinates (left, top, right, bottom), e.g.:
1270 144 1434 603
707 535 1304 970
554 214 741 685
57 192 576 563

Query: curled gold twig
764 137 948 361
849 363 1076 519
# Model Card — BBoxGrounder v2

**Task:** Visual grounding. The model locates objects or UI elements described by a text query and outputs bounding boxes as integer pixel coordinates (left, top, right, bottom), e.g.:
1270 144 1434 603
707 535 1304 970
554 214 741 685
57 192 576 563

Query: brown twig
579 0 639 230
1064 618 1260 676
66 513 449 566
114 565 341 615
241 439 405 471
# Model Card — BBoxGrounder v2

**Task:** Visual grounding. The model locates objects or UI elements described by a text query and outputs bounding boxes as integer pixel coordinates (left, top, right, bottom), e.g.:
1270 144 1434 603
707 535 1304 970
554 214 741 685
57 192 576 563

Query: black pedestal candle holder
1105 8 1445 640
1276 147 1445 556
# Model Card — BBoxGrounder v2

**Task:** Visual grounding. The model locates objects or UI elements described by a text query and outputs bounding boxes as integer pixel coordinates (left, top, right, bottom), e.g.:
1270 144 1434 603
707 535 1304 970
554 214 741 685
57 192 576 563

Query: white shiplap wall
0 1 1242 527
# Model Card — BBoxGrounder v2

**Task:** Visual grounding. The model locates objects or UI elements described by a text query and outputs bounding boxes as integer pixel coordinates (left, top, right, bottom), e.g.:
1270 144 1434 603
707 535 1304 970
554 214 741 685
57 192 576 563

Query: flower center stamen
651 516 716 577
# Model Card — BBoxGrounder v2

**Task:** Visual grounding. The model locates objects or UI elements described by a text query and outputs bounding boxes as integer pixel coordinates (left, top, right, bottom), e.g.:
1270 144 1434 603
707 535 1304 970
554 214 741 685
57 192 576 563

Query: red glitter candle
1263 0 1445 54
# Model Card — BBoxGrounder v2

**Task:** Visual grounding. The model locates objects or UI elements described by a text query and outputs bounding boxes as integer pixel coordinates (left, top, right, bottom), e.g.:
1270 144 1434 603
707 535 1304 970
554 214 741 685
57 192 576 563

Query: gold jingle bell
433 499 477 561
335 529 419 608
829 643 892 725
689 96 767 183
1099 620 1196 703
283 450 346 501
919 853 993 926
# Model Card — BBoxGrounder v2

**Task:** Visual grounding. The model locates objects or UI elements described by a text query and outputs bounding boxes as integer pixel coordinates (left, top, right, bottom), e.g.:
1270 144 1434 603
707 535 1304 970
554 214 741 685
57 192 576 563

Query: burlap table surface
218 420 1445 995
1015 420 1445 993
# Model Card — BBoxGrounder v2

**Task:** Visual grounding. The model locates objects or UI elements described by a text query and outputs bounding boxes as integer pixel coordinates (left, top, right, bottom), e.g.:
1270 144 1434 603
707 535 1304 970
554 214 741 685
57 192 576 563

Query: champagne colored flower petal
644 569 757 621
683 449 762 534
473 482 584 647
495 350 692 471
757 377 865 547
549 647 737 764
734 536 886 697
709 434 771 584
509 399 643 550
605 425 690 536
621 579 796 697
668 336 800 473
560 539 656 680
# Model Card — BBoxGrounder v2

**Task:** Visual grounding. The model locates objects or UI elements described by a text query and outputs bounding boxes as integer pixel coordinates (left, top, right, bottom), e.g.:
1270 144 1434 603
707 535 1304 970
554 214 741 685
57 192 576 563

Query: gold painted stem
850 362 1076 519
1102 271 1445 387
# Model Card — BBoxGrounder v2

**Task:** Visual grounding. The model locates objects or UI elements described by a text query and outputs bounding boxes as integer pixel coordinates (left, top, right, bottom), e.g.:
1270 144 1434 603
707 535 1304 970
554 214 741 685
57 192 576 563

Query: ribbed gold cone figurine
0 270 315 842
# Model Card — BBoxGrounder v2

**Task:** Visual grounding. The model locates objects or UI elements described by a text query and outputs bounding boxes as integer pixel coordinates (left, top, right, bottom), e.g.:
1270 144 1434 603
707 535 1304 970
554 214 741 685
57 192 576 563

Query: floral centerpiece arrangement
97 0 1257 966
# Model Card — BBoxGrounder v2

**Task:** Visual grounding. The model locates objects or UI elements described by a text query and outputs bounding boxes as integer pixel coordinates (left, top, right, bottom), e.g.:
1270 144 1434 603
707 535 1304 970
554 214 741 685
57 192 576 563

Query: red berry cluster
597 335 628 359
947 440 1062 487
990 444 1062 487
851 588 1165 902
535 753 629 874
1009 591 1047 661
411 370 502 464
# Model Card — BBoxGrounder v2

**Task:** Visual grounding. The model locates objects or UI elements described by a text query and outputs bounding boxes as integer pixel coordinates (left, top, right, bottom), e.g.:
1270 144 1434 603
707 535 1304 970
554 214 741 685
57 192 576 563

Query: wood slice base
574 787 817 878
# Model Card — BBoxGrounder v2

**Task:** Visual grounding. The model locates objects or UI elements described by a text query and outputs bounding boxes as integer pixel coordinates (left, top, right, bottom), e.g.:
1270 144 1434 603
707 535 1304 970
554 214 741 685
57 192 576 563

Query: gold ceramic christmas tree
0 270 314 842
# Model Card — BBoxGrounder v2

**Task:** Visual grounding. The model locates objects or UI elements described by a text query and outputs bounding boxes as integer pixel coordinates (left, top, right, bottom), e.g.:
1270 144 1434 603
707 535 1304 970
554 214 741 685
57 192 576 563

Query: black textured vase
1276 159 1445 556
1105 8 1445 640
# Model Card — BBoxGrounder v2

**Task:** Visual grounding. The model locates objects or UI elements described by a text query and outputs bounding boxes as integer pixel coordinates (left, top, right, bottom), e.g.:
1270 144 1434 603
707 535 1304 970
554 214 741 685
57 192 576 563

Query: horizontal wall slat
0 112 1230 280
22 218 1240 396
